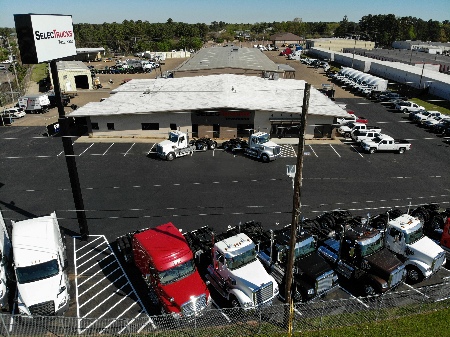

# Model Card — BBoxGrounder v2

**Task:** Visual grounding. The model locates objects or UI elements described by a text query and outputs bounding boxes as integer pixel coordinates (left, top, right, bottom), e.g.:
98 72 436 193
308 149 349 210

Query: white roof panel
68 74 349 118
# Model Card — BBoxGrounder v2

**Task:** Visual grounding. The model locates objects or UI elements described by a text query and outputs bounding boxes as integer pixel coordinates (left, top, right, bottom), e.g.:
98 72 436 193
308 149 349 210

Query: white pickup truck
413 110 441 124
361 135 411 154
338 122 381 139
395 101 425 113
351 129 383 143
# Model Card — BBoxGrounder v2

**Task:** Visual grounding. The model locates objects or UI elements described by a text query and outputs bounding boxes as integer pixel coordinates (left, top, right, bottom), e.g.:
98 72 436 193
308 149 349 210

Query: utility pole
49 60 89 241
284 83 310 314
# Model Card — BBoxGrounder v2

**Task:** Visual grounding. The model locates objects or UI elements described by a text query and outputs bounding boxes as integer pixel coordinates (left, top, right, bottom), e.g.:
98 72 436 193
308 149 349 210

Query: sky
1 0 449 28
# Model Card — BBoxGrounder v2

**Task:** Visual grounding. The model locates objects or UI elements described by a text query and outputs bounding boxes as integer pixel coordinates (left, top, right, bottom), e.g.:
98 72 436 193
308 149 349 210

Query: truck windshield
226 248 257 270
372 136 383 143
358 234 383 257
158 259 195 285
404 226 424 244
16 259 59 284
168 133 179 143
294 237 316 259
257 134 270 144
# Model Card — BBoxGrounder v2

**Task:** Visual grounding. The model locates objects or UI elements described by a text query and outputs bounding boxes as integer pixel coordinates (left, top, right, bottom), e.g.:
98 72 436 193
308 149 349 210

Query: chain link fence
0 278 448 336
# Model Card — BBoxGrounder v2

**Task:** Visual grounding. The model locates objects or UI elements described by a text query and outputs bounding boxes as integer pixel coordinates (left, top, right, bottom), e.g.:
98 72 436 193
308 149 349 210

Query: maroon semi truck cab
131 222 210 316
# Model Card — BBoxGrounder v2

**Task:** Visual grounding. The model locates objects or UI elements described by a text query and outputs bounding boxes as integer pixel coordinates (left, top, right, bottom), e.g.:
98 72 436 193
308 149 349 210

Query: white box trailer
0 211 12 310
12 212 70 316
18 94 51 114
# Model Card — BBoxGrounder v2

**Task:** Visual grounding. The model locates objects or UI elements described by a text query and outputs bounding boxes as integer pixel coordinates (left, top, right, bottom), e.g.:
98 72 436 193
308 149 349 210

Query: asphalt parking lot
1 56 449 321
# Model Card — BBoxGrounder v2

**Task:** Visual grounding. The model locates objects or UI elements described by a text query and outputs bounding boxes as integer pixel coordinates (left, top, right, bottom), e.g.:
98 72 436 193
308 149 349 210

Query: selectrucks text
34 30 73 40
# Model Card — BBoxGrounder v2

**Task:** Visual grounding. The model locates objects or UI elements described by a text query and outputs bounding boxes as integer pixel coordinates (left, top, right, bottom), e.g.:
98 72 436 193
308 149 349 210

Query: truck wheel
344 132 351 138
230 296 241 309
293 289 303 303
403 108 408 113
208 141 217 150
196 142 206 151
406 266 423 284
261 154 270 163
398 147 406 154
363 283 376 296
369 147 376 154
166 152 175 161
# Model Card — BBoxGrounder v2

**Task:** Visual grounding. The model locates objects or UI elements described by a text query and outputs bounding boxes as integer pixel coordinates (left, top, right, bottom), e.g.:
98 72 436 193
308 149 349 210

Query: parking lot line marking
75 236 102 253
120 313 156 334
73 237 82 324
78 259 116 287
102 143 114 155
340 288 369 308
77 246 110 268
3 137 18 139
403 282 426 297
78 271 123 303
147 144 155 155
36 155 52 158
25 189 35 192
350 145 364 157
211 299 232 322
77 241 107 260
81 288 133 322
307 145 318 157
5 156 22 159
79 255 114 277
78 143 94 156
124 143 135 156
329 144 341 158
57 150 64 157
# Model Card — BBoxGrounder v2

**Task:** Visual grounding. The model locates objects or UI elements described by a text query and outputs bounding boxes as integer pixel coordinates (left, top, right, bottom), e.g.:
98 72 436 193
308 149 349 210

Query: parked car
2 107 26 118
377 92 406 102
395 101 425 113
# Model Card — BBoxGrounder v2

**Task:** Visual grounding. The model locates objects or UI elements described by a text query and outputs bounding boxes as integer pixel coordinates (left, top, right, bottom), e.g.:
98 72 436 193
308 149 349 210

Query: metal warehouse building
67 46 349 140
67 74 349 140
49 61 93 94
309 47 450 100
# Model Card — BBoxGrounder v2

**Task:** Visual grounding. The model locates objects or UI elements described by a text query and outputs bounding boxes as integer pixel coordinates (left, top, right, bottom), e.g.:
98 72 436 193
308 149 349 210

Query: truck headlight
307 288 314 295
243 301 253 308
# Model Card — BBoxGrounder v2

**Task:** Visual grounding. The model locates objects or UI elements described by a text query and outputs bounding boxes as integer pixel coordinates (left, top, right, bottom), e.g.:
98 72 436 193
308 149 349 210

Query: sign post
14 14 89 240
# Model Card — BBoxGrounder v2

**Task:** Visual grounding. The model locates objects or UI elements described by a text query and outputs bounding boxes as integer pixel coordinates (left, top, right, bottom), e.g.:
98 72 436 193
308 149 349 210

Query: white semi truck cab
385 213 446 283
12 212 70 316
156 131 195 161
208 233 279 308
245 132 281 162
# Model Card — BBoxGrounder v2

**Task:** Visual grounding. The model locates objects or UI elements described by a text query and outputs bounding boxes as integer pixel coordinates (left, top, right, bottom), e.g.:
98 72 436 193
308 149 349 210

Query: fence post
0 314 10 337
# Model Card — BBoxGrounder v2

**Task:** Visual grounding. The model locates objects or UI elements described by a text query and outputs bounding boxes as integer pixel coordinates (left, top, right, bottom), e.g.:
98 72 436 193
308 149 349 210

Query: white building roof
68 74 349 118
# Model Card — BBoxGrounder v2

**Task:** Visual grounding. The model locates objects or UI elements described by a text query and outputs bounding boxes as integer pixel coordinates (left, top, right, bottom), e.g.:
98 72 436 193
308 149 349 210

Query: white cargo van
12 212 69 316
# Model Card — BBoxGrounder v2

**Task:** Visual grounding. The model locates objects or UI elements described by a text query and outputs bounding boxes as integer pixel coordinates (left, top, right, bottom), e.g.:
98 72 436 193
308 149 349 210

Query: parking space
73 235 152 327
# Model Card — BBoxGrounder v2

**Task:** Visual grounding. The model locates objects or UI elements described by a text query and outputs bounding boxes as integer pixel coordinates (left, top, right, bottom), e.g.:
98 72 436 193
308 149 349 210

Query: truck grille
432 252 445 273
388 266 405 288
180 294 207 317
29 300 55 316
253 282 273 305
315 270 335 294
274 146 281 156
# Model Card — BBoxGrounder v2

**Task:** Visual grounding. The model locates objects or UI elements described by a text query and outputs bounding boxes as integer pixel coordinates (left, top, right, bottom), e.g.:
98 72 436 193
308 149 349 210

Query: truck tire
403 108 408 113
208 141 217 150
196 142 206 151
406 266 423 284
369 147 376 154
362 283 376 296
344 132 351 138
293 289 303 303
398 147 406 154
230 296 241 309
166 152 175 161
261 154 270 163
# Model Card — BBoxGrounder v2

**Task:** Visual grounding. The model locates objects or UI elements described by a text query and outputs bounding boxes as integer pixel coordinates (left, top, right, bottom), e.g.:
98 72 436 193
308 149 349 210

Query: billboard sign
14 14 76 64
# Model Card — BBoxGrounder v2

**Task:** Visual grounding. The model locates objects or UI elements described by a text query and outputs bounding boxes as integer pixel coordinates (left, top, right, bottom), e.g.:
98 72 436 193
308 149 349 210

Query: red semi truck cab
131 223 210 316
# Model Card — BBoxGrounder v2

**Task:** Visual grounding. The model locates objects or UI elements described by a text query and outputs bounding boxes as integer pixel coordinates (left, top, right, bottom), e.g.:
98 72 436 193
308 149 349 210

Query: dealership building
68 47 349 140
